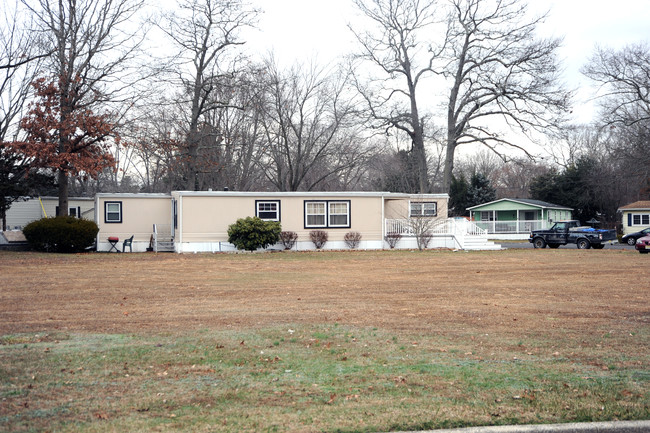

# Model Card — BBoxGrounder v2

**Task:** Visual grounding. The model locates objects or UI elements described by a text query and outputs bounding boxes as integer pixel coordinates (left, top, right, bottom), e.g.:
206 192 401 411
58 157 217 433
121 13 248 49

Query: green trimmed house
467 198 573 239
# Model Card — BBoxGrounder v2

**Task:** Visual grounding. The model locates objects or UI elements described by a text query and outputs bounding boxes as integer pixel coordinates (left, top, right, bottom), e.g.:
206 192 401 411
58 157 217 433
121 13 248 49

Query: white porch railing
385 218 487 237
473 220 547 233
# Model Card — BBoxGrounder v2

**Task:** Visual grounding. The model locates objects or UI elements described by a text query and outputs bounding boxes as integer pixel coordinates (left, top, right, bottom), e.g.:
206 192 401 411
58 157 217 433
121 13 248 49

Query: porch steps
462 235 502 251
154 236 175 252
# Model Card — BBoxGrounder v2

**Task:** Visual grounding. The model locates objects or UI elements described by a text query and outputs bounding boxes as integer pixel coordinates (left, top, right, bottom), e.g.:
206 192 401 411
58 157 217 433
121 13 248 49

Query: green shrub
22 216 99 253
227 217 281 251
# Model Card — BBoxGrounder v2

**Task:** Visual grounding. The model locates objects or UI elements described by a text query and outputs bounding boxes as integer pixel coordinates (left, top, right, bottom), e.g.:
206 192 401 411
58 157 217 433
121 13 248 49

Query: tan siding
97 196 171 242
384 197 448 219
177 195 385 242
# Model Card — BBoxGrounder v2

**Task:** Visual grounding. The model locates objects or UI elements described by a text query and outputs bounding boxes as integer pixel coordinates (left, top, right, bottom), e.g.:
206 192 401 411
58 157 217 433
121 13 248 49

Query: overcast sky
243 0 650 124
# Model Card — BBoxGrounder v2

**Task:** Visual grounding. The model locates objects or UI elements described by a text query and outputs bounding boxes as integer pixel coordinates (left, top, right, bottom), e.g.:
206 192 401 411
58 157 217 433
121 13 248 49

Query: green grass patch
1 326 648 432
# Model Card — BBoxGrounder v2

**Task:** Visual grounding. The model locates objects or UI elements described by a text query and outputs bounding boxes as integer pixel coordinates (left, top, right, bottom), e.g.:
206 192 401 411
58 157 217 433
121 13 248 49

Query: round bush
23 216 99 253
227 217 281 251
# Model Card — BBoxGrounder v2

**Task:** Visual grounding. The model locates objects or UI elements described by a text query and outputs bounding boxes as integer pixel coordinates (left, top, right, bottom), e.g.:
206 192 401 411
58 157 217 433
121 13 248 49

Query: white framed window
410 201 437 217
105 201 122 223
305 202 326 227
304 200 351 228
328 201 349 227
256 200 280 221
632 213 650 226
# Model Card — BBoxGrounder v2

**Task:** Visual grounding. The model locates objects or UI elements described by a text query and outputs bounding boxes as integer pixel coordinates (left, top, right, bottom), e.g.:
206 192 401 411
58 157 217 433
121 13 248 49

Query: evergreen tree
448 173 469 216
467 173 497 209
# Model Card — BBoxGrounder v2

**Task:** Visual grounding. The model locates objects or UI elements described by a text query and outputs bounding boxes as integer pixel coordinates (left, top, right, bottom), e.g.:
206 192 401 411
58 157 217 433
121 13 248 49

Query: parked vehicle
529 220 617 249
635 235 650 254
622 227 650 246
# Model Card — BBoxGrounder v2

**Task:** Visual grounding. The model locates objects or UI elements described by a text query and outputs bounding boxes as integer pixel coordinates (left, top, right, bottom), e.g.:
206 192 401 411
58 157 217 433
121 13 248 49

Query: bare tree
19 0 146 215
583 42 650 198
259 59 368 191
1 1 46 141
159 0 259 190
491 158 549 199
196 67 269 191
583 43 650 128
1 1 53 230
350 0 445 193
441 0 571 193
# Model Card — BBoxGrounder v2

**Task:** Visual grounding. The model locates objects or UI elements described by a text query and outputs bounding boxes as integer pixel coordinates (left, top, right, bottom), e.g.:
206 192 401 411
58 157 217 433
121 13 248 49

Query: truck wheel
533 238 546 249
592 244 604 249
577 239 591 249
548 243 560 249
640 250 649 254
627 237 636 246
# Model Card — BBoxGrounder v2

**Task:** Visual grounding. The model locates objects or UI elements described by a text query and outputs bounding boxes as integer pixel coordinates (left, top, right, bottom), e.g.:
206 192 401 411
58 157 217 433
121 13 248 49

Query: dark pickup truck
529 220 617 249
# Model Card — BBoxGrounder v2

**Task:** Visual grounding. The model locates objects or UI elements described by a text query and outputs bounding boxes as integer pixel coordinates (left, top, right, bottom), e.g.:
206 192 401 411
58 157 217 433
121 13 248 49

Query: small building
3 196 95 230
94 190 498 252
618 200 650 235
467 198 573 239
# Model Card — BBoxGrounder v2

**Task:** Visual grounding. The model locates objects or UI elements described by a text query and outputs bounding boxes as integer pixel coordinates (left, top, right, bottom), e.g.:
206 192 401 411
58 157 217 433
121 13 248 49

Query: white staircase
461 234 502 251
153 224 175 252
448 219 502 251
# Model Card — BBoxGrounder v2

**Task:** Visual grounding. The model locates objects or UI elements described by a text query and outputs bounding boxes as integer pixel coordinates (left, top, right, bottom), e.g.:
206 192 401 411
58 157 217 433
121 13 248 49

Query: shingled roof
619 201 650 210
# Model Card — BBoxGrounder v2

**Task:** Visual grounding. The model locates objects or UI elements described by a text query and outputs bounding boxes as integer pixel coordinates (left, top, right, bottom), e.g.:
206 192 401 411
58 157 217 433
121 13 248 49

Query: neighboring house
618 200 650 235
467 198 573 239
3 196 95 230
95 191 498 252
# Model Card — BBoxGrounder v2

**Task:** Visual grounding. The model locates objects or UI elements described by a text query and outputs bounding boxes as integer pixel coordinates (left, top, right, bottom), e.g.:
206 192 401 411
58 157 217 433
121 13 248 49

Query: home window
105 201 122 223
305 200 351 228
410 201 437 217
480 211 495 221
632 213 650 226
256 200 280 221
55 206 81 218
328 202 349 227
305 202 327 227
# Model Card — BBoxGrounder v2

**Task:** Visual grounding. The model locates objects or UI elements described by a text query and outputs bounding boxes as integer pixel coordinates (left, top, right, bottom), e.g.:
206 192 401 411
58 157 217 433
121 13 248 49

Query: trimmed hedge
227 217 281 251
22 216 99 253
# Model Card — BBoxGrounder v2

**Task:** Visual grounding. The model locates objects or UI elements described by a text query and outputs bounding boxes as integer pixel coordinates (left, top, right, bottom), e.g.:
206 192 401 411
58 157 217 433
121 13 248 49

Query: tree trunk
57 170 68 217
1 205 6 231
442 134 456 194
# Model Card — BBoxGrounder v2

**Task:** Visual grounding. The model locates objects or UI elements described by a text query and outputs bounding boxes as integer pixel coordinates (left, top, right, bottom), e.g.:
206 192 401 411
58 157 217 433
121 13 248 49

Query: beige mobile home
95 191 498 252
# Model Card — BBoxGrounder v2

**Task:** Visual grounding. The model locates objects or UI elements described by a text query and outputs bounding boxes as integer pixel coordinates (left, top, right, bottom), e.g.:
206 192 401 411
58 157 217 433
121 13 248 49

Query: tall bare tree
583 43 650 128
159 0 259 190
350 0 445 193
583 42 650 198
259 59 368 191
18 0 146 216
195 67 268 191
1 1 53 230
441 0 571 193
1 1 48 140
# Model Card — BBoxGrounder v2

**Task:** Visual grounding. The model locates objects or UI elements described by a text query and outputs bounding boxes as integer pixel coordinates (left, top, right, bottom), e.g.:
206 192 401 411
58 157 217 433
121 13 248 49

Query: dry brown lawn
1 248 649 432
1 248 647 340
